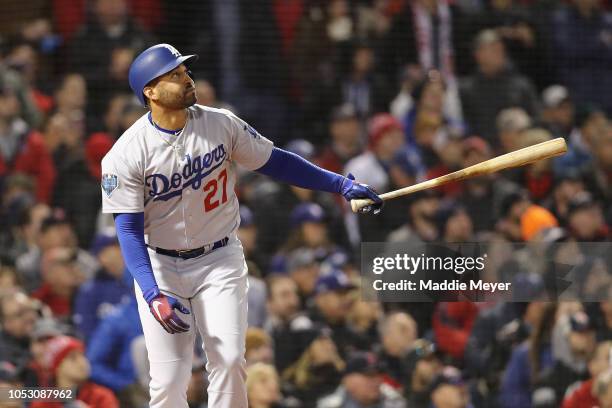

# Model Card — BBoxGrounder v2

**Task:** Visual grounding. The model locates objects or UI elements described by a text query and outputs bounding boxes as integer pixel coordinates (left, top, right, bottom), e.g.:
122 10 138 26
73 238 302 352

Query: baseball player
100 43 383 408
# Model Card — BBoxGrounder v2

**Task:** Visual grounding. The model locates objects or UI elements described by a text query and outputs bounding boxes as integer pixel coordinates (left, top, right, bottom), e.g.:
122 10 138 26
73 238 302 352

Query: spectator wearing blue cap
282 324 345 407
435 201 474 243
270 203 349 277
251 169 348 270
73 233 132 343
309 269 368 358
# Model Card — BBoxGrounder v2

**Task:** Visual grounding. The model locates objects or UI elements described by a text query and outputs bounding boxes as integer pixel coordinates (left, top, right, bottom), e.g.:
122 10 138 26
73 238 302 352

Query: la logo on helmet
161 44 181 58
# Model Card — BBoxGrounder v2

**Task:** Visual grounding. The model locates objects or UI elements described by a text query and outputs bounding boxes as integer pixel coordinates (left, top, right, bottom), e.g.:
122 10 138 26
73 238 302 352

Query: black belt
153 237 229 259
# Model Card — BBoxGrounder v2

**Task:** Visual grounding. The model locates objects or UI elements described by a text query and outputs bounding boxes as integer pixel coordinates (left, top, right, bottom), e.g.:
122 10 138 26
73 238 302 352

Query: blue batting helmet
128 44 198 106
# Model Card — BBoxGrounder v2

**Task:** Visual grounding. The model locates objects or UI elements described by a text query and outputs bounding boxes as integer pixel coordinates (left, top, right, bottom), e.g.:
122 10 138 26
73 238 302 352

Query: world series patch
101 174 119 197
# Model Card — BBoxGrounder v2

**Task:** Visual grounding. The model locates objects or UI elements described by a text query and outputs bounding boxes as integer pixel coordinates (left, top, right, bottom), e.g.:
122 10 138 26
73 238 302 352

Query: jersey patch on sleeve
101 173 119 197
244 124 261 140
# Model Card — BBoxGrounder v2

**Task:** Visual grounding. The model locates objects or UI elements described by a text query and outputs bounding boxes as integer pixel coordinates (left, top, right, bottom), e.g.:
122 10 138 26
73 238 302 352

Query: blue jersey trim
148 112 185 135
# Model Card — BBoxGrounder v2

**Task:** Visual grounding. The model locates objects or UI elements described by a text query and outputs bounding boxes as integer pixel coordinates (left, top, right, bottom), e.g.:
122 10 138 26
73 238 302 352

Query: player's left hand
340 173 383 214
148 292 191 334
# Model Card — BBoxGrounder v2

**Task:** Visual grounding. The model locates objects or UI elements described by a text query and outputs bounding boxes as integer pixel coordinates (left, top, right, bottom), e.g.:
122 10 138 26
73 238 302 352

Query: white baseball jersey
101 104 273 249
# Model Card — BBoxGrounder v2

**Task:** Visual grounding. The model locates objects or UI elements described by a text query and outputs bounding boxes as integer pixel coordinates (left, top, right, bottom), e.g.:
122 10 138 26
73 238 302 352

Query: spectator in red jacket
30 335 118 408
433 302 479 360
0 81 56 204
562 340 612 408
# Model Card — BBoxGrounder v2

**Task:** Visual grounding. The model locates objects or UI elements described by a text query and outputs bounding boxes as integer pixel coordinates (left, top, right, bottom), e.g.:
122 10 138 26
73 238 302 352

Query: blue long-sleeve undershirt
113 213 158 303
256 147 346 193
115 147 347 302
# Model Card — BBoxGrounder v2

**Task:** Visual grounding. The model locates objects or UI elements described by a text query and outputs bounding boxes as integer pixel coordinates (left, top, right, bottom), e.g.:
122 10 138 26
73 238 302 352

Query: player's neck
150 107 188 131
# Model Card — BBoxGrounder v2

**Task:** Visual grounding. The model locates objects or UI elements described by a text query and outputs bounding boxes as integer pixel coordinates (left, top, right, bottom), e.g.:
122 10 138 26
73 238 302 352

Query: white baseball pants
134 235 248 408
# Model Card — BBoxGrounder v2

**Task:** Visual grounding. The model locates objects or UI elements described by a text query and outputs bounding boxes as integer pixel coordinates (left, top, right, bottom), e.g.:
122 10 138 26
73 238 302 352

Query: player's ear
143 86 156 103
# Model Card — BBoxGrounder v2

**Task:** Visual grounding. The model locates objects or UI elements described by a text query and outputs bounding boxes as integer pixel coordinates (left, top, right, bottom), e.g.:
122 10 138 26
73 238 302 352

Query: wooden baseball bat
351 137 567 213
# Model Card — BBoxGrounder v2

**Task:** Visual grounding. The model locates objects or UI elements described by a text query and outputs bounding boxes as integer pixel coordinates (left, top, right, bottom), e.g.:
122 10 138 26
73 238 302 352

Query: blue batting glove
340 173 384 214
143 287 191 334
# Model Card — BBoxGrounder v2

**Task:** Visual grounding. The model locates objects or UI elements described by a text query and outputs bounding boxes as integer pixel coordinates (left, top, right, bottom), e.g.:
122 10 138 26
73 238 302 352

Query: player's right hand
147 291 191 334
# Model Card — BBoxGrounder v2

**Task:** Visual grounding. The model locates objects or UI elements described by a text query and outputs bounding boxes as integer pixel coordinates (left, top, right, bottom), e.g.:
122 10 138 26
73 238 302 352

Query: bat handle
350 198 374 213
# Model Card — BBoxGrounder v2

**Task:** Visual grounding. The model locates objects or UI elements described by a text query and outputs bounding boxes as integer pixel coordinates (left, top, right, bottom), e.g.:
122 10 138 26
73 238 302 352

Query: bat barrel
350 137 567 213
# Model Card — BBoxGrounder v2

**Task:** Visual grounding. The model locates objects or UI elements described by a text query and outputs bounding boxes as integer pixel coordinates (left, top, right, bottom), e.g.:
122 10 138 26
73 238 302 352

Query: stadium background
0 0 611 407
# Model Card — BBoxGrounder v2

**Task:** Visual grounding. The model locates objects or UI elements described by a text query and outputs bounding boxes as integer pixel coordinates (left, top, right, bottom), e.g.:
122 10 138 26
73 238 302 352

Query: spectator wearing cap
0 78 55 204
315 104 363 175
317 351 406 408
271 203 346 276
551 0 612 114
26 318 66 387
30 336 118 408
554 105 608 175
495 189 531 242
403 339 442 408
496 107 532 153
430 366 473 408
309 269 368 358
561 340 612 408
535 311 596 407
345 113 406 193
344 114 406 243
246 363 283 408
435 200 474 243
460 29 539 144
0 291 39 368
540 85 574 139
73 233 131 342
86 297 143 402
282 325 345 406
32 247 85 319
377 312 417 387
566 192 608 241
520 204 558 242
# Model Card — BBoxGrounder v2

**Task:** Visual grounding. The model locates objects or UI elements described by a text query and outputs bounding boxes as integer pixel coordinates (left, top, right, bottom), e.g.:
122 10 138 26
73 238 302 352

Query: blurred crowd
0 0 612 407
